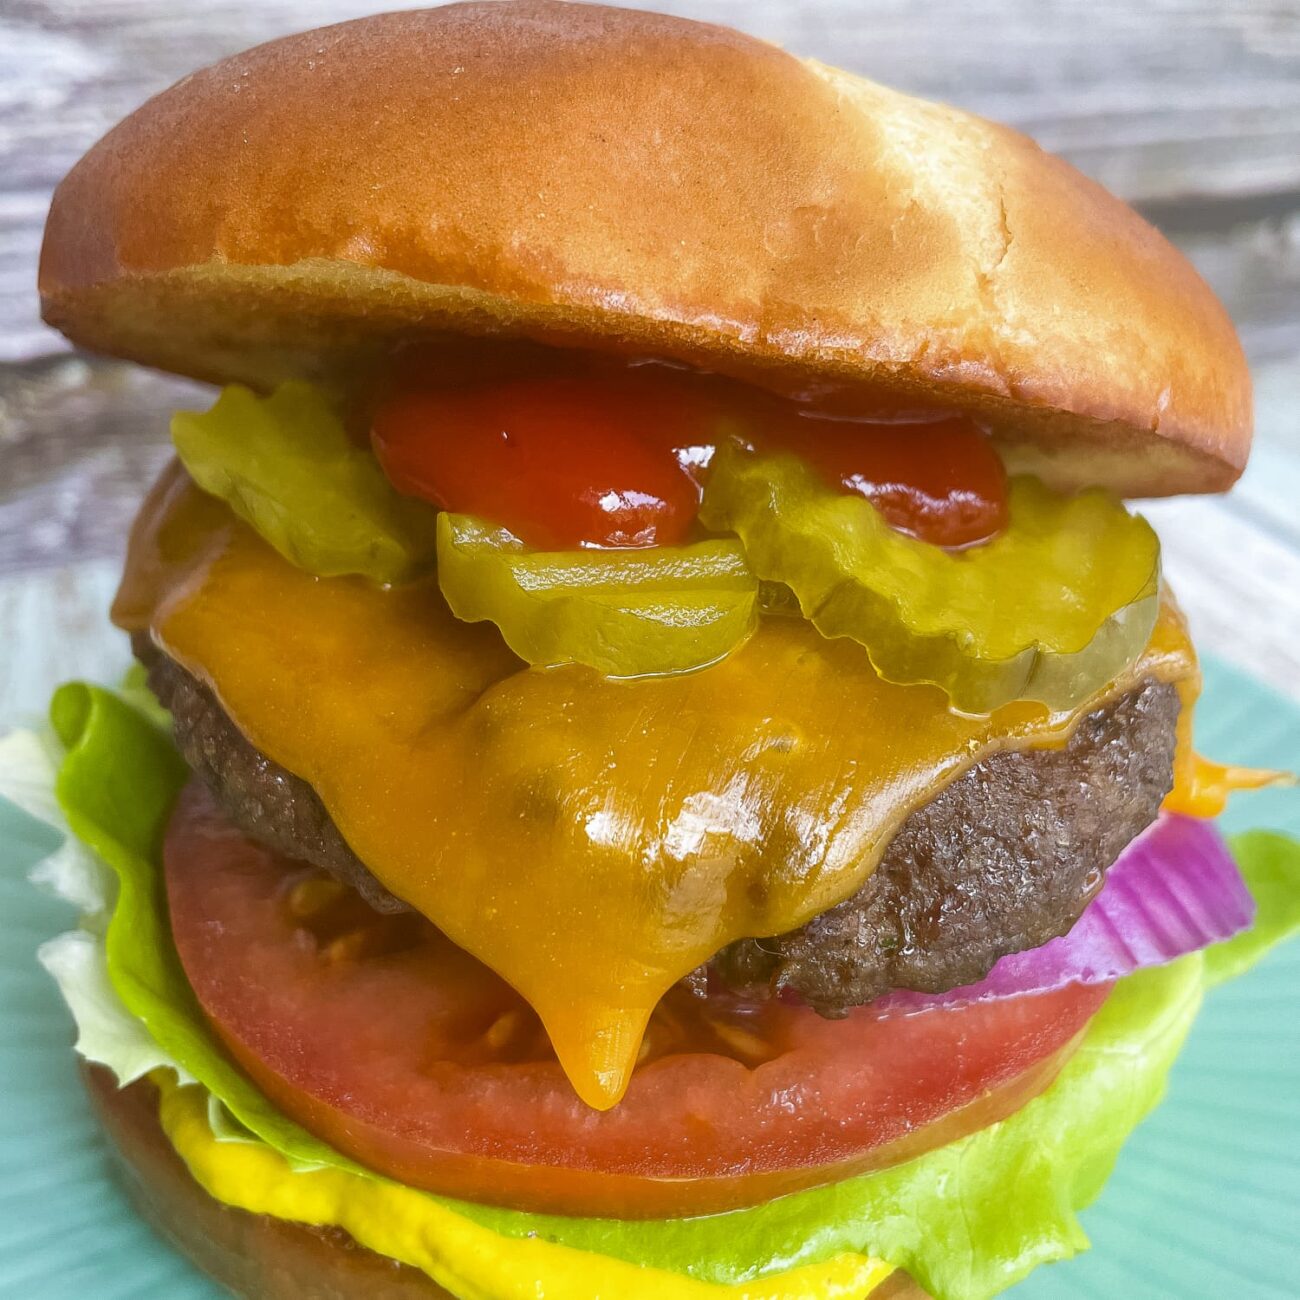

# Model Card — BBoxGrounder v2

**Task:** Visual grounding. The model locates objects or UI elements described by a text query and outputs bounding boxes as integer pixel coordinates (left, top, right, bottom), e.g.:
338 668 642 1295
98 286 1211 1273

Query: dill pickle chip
173 382 439 583
437 514 759 677
699 444 1160 712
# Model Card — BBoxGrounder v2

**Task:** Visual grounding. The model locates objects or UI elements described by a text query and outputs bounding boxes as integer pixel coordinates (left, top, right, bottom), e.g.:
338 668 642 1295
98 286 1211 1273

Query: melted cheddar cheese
1163 688 1292 818
116 462 1200 1109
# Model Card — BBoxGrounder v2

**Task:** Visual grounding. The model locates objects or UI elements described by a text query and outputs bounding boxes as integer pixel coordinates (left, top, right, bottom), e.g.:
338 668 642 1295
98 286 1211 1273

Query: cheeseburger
22 3 1299 1298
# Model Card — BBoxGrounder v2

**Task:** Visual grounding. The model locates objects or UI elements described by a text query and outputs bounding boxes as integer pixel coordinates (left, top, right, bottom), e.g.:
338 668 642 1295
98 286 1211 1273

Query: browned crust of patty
135 633 405 915
84 1064 931 1298
40 3 1248 496
136 634 1179 1012
714 678 1179 1012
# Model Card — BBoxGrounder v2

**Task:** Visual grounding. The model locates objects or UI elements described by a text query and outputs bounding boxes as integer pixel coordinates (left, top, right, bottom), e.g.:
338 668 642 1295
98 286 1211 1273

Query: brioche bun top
39 0 1250 495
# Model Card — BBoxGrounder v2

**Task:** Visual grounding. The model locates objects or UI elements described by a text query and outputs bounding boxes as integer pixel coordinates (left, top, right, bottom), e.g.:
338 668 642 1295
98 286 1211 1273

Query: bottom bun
83 1063 453 1298
82 1063 928 1299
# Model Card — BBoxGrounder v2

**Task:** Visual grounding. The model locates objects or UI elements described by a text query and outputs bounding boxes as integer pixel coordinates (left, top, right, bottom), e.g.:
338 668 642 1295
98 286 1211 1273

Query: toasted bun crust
40 1 1249 495
84 1064 929 1298
83 1065 454 1298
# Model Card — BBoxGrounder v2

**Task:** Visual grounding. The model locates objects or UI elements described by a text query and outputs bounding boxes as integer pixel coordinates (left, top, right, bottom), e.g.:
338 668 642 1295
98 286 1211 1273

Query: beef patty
136 634 1179 1014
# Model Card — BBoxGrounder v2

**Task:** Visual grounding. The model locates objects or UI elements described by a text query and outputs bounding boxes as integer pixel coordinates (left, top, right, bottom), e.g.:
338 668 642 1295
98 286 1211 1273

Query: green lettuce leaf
6 683 1299 1300
43 683 374 1175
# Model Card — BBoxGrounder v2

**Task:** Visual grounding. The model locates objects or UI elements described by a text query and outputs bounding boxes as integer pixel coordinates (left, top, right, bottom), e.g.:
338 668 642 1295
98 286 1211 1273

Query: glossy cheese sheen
115 463 1199 1110
1164 689 1293 818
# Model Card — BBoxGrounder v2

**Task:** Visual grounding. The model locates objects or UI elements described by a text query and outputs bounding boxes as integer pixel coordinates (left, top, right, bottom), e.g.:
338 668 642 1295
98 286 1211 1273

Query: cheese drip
1164 686 1292 818
115 462 1199 1110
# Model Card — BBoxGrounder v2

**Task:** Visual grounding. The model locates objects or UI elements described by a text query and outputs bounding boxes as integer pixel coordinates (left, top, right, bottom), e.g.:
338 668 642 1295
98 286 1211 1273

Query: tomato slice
166 781 1108 1218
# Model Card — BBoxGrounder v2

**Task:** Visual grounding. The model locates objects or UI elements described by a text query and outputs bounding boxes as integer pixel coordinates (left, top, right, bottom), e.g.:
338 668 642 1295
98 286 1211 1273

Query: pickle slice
173 382 439 583
437 514 758 677
699 445 1160 713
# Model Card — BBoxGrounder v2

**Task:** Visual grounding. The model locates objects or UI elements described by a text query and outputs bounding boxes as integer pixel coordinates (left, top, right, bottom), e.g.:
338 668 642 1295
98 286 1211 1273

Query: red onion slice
876 814 1253 1015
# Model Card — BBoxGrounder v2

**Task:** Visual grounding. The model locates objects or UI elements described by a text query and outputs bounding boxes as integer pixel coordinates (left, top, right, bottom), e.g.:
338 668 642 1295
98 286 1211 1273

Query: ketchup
371 364 1008 550
372 373 713 550
768 413 1009 548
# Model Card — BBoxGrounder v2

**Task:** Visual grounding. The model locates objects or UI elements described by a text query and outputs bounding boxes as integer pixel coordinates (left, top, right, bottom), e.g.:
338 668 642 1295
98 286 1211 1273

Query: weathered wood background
2 0 1299 717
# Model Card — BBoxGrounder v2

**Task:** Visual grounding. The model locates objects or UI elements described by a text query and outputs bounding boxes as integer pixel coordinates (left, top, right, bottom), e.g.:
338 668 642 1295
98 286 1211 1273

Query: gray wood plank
8 0 1298 204
4 0 1300 360
2 347 1298 716
6 497 1299 728
3 0 1299 709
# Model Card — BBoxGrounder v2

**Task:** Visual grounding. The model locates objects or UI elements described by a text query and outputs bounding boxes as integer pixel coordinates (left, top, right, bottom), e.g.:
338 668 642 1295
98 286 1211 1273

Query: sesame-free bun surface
40 1 1250 495
83 1065 458 1299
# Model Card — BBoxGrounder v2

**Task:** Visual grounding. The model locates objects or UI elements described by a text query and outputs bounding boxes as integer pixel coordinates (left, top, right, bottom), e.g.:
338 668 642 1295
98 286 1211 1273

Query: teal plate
1 655 1296 1299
